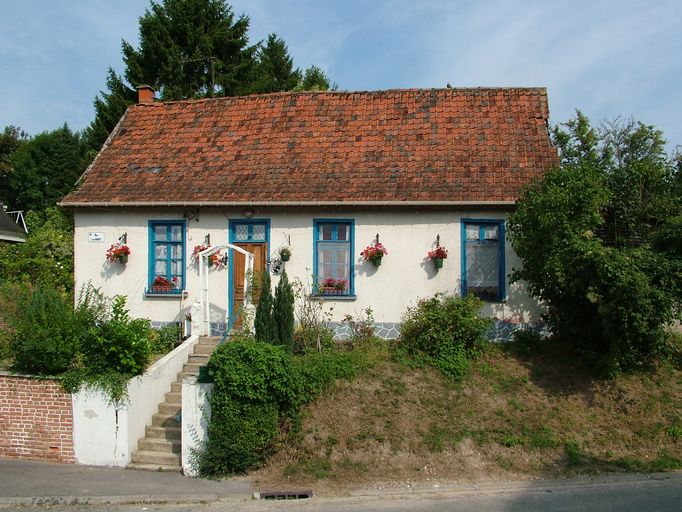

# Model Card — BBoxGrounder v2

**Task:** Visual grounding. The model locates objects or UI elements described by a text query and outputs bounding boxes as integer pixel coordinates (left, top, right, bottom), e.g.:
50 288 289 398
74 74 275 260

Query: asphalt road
7 472 679 512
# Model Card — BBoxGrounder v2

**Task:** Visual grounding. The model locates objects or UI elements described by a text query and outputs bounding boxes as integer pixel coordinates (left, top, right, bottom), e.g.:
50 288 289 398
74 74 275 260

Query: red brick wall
0 374 75 463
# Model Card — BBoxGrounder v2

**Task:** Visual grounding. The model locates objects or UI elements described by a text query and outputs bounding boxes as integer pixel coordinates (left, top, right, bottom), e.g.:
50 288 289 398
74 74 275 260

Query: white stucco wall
181 378 213 477
71 334 198 466
73 207 542 329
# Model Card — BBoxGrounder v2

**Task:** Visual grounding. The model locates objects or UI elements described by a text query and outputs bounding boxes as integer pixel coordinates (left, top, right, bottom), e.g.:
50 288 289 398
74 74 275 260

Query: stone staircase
127 336 220 472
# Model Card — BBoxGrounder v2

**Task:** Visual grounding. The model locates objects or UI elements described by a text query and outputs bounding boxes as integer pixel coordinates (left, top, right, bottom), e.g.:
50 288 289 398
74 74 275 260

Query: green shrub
254 271 277 343
150 324 182 355
84 295 152 376
201 340 302 475
9 286 82 375
294 350 367 403
273 270 295 352
292 324 335 354
397 294 491 379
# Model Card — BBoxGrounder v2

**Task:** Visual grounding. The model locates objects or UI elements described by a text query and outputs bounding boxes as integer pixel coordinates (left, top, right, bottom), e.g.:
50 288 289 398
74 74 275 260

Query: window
148 221 185 294
461 219 505 301
314 220 354 296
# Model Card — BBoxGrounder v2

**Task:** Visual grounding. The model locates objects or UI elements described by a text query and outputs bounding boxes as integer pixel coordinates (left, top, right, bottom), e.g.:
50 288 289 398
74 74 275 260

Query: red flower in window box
151 275 179 292
318 278 348 295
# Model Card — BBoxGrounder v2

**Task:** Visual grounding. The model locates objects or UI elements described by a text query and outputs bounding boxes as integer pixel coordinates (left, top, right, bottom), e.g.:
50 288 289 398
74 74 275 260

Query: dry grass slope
251 342 682 495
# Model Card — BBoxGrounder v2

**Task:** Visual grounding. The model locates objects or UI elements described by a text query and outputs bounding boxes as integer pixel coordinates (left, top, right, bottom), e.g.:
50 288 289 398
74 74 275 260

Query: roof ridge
135 86 549 107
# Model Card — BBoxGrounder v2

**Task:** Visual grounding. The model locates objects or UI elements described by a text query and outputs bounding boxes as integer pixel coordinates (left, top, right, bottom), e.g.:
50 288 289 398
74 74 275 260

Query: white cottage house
61 87 558 339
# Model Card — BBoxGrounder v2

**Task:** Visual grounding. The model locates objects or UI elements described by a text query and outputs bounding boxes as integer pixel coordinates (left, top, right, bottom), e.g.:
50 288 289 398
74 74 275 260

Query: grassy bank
251 340 682 494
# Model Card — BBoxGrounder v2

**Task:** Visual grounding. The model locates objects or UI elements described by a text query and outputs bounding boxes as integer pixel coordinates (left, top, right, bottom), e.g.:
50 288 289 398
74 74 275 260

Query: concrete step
182 362 202 374
132 450 181 466
158 402 181 415
193 344 216 355
164 391 182 405
127 462 182 473
170 381 182 393
145 425 181 440
152 413 181 428
138 437 181 454
188 354 210 364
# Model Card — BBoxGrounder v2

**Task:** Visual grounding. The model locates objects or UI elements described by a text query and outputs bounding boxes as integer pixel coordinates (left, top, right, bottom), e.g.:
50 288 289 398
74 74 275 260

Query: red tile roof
62 88 558 206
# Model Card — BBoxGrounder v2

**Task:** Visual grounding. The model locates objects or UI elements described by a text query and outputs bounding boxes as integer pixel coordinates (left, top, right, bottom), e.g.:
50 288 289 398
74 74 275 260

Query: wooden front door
231 243 267 324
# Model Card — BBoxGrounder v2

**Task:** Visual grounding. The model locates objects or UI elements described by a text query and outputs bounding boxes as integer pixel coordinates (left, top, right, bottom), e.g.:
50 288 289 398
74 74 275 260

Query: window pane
235 224 249 241
155 245 167 259
484 225 498 240
466 241 499 300
170 225 182 241
155 225 167 241
252 224 266 241
320 223 333 241
171 244 183 258
337 224 348 241
155 261 166 274
466 224 479 241
171 260 182 275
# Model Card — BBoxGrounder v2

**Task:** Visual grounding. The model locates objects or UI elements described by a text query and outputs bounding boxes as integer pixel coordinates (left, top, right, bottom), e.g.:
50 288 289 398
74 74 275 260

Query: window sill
145 289 188 298
313 294 357 301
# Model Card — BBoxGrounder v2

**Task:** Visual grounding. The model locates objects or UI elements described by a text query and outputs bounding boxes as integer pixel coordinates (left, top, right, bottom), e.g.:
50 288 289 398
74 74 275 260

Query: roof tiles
62 88 558 206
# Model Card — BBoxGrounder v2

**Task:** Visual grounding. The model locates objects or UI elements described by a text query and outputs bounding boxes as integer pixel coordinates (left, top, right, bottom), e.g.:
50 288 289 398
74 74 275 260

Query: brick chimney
136 85 155 104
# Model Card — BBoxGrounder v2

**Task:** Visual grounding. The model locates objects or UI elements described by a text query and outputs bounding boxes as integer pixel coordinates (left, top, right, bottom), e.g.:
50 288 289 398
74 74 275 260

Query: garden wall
0 373 75 463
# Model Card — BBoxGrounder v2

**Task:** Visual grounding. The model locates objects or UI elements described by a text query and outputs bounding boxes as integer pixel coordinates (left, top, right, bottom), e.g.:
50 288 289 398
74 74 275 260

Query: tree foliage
0 207 74 292
273 269 295 352
254 270 277 343
0 125 84 212
253 34 302 93
508 111 681 374
87 0 335 152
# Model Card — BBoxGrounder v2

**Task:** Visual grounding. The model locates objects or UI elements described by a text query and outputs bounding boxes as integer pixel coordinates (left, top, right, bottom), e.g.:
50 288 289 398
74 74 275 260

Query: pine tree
273 269 295 352
296 65 334 91
122 0 257 100
253 34 302 93
83 69 137 153
254 271 277 343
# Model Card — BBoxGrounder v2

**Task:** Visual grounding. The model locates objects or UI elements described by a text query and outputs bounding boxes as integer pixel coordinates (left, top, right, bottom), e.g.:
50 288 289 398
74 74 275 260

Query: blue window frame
461 219 505 302
313 219 354 296
148 220 185 294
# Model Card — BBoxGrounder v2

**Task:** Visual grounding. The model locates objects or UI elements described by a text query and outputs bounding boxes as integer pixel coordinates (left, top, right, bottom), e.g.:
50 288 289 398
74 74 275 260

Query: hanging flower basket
106 243 130 264
279 247 292 262
193 244 222 267
361 242 388 267
427 246 448 270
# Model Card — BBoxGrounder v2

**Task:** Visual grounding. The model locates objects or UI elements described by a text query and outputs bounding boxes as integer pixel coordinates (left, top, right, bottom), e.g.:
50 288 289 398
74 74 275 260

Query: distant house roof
61 88 558 207
0 209 26 242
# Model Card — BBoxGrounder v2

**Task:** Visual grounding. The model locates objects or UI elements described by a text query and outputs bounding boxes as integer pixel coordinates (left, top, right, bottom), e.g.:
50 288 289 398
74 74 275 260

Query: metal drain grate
259 489 313 500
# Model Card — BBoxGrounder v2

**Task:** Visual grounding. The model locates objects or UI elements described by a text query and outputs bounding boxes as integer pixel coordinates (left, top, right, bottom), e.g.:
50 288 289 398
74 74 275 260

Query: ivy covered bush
396 294 491 379
199 339 368 476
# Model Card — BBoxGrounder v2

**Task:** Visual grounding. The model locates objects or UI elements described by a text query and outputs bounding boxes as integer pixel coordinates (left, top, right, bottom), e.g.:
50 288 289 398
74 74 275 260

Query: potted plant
279 246 292 262
106 243 131 264
151 275 178 293
361 242 388 266
427 245 448 269
193 244 221 267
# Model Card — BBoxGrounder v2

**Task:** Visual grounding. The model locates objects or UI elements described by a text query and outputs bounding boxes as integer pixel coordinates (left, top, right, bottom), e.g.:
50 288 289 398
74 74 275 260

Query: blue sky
1 0 680 148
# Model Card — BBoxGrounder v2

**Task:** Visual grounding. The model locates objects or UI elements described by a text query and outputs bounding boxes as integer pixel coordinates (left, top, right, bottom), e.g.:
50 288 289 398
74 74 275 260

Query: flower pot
118 255 128 264
152 285 174 293
433 258 443 269
281 253 290 262
370 256 382 266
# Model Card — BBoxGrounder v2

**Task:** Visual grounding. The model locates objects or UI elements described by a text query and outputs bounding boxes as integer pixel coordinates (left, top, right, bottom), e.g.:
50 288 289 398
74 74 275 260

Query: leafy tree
253 34 301 93
273 269 295 352
0 126 28 208
508 111 681 374
0 208 74 292
254 270 276 343
3 125 85 212
122 0 256 100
